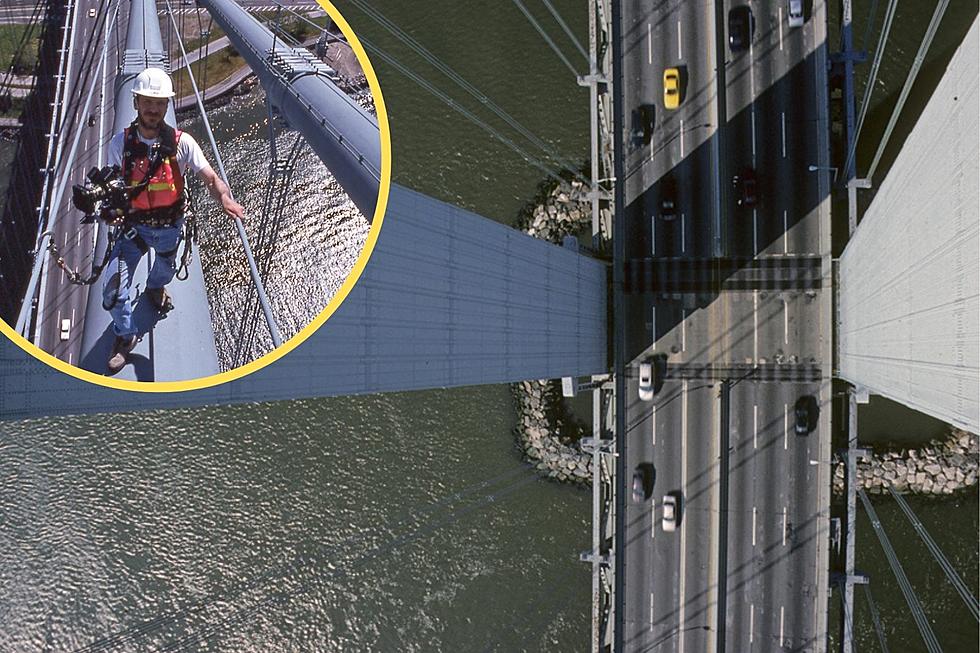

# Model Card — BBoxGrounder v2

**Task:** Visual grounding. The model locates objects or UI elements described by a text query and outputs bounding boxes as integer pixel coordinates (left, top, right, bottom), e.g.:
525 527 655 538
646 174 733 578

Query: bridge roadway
617 0 831 651
34 0 122 362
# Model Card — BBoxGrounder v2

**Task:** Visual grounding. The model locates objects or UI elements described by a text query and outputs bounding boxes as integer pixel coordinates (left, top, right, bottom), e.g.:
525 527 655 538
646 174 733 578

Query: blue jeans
102 220 183 337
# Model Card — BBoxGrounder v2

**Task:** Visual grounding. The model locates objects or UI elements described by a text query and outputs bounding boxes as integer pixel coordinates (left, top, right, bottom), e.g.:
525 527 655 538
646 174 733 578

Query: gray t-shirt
107 128 210 176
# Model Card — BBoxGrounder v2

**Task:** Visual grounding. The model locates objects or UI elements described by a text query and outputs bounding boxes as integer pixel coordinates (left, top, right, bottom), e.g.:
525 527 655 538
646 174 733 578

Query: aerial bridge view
0 0 976 651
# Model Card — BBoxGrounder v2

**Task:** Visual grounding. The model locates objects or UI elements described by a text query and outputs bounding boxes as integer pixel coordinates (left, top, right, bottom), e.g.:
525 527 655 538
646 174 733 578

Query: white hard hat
132 68 175 98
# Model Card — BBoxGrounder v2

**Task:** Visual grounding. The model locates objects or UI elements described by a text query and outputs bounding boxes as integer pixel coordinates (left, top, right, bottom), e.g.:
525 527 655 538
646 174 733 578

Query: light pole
808 164 839 183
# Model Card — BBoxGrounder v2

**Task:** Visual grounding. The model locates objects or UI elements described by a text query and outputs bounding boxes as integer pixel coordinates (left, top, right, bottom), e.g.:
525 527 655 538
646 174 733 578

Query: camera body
71 166 130 223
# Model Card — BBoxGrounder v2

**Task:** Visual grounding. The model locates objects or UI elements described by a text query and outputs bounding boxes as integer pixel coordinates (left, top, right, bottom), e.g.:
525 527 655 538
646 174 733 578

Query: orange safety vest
123 126 184 212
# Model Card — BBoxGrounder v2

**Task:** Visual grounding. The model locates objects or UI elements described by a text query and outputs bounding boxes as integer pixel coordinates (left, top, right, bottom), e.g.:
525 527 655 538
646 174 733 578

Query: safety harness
48 120 198 286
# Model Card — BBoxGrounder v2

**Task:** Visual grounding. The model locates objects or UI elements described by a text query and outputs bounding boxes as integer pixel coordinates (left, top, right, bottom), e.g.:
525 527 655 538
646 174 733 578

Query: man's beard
138 115 162 130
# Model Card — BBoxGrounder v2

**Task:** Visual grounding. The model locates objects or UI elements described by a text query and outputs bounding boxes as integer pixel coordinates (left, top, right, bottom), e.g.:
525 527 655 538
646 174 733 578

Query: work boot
146 286 174 312
107 335 137 375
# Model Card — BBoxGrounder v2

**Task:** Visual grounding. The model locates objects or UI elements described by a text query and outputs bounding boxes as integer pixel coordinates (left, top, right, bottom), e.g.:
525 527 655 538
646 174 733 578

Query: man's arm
197 164 245 220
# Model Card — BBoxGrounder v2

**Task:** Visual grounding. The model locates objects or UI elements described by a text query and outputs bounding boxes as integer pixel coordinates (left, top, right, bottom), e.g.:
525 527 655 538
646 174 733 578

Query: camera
71 165 129 222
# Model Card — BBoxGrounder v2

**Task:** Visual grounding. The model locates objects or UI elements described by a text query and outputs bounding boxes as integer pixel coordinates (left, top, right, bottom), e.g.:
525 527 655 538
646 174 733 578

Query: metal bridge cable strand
886 483 979 620
837 578 857 651
863 584 891 653
843 0 898 177
302 0 586 181
14 0 118 335
866 0 950 180
539 0 589 61
511 0 581 78
163 0 282 348
858 489 943 653
361 37 568 184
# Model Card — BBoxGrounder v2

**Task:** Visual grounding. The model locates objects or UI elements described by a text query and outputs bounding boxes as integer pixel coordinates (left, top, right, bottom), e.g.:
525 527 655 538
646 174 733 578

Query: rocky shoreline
832 429 978 496
510 179 979 498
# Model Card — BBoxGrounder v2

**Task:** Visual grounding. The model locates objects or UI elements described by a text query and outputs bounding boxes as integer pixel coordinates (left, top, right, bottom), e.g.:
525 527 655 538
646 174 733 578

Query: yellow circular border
0 0 391 393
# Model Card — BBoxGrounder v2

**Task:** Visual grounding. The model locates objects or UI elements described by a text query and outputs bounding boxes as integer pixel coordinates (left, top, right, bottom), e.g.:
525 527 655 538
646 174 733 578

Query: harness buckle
124 226 138 241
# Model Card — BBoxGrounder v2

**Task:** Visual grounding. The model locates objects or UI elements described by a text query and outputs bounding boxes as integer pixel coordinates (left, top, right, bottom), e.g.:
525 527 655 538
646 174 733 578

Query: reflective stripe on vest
125 128 184 211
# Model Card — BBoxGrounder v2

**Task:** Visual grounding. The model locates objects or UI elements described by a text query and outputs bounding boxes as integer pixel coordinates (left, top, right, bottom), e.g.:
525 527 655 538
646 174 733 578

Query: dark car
794 395 817 435
728 6 755 52
632 464 655 503
732 167 758 207
631 104 656 147
660 176 677 221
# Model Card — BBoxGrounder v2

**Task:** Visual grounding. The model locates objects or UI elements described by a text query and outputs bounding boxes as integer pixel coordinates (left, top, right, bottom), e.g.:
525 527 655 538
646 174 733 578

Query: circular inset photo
0 0 390 390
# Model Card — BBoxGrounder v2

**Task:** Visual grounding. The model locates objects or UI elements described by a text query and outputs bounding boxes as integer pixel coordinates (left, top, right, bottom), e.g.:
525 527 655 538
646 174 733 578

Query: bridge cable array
510 0 581 78
74 464 546 651
163 0 283 348
885 484 979 620
862 582 890 653
857 488 942 653
274 0 588 186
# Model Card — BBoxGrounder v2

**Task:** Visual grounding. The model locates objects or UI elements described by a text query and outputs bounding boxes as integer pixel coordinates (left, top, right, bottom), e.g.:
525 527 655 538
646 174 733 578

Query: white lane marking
61 268 65 285
652 403 657 446
752 506 757 546
781 112 787 158
681 308 687 351
780 605 786 645
783 506 788 545
784 404 789 450
76 230 81 247
753 208 758 255
681 212 687 252
652 306 657 348
750 604 755 643
678 380 689 652
64 231 68 246
753 291 759 361
784 298 790 344
783 209 789 254
779 7 784 51
56 310 62 338
753 404 758 449
71 307 75 323
680 118 685 157
650 593 655 622
751 109 757 163
677 20 682 60
67 352 72 365
652 211 658 255
647 23 652 65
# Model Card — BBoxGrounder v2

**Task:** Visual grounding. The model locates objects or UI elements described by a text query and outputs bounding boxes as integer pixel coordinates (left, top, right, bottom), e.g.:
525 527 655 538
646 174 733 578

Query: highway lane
35 0 121 362
619 0 831 651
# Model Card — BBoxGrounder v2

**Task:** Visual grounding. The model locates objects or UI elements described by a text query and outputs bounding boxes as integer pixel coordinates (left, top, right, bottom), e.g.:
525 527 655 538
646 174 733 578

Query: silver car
788 0 805 28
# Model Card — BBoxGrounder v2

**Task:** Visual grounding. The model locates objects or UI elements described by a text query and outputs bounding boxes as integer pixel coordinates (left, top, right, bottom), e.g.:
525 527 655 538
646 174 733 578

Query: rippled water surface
0 388 591 651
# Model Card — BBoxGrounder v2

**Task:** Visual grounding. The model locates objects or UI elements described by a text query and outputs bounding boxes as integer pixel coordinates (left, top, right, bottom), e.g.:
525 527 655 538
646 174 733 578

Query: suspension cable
163 0 282 348
858 489 942 653
886 483 978 620
865 0 950 180
862 583 891 653
511 0 580 77
540 0 588 62
340 0 586 182
842 0 898 177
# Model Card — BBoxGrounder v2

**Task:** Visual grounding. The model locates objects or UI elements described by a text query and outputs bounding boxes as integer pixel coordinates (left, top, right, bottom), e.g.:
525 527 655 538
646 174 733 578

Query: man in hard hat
103 67 244 374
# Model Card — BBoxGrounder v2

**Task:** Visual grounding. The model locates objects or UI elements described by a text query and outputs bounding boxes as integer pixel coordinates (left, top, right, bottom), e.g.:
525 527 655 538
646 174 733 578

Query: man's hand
221 194 245 221
200 164 245 221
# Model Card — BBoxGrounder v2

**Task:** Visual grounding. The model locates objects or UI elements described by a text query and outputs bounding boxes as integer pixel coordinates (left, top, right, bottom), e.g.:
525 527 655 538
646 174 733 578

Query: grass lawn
172 46 247 99
0 24 40 73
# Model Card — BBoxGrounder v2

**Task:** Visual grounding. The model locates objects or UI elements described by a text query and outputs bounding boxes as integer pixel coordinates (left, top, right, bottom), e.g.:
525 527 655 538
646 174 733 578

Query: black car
732 167 758 208
631 104 656 147
728 6 754 52
631 464 655 503
794 395 817 435
660 176 677 221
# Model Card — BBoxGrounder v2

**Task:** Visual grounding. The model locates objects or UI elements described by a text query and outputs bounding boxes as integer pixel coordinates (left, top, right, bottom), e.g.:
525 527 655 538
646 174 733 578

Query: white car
60 318 71 341
787 0 805 28
88 7 96 18
638 361 654 401
662 494 678 532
